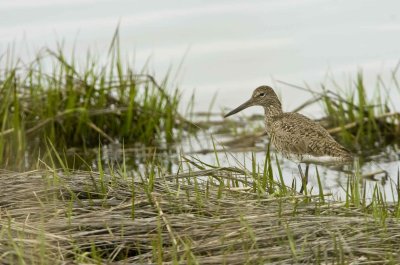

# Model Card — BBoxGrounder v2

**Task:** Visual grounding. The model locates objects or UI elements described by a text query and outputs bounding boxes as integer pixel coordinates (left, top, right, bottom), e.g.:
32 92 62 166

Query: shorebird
224 85 353 192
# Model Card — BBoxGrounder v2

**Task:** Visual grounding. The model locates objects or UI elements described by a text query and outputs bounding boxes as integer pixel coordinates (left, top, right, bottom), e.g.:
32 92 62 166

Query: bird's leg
297 164 305 193
298 164 309 194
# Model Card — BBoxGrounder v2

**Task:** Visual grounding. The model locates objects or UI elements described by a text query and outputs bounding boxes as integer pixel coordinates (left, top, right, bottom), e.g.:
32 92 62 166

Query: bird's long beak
224 99 253 118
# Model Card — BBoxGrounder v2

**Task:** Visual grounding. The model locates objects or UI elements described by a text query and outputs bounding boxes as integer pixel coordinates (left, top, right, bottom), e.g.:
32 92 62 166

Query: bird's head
224 86 280 118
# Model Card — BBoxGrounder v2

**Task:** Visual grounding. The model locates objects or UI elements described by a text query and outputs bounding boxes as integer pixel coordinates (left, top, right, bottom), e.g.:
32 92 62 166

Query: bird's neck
264 104 283 128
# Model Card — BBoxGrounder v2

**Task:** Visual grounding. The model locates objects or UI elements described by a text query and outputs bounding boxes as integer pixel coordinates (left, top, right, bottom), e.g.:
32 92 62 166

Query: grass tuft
0 38 192 170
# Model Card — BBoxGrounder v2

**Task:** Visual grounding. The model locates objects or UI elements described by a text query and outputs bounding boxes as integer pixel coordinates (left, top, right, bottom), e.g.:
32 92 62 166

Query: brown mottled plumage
224 85 353 165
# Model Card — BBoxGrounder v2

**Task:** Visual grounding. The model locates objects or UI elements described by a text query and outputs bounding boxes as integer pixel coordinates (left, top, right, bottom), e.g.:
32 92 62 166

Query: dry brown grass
1 168 400 264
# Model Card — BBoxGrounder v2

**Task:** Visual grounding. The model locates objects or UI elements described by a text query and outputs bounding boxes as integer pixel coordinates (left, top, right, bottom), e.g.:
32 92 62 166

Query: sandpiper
224 85 353 192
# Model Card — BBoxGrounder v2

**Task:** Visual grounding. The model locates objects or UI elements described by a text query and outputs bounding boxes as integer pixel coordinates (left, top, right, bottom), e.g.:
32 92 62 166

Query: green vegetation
0 39 189 170
321 73 399 154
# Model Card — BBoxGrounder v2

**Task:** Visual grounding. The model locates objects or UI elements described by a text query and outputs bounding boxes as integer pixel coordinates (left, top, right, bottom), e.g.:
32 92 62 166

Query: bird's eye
259 93 265 97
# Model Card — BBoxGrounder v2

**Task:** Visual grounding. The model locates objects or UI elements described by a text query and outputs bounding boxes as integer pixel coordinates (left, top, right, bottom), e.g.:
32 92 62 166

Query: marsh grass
316 73 399 155
0 36 192 170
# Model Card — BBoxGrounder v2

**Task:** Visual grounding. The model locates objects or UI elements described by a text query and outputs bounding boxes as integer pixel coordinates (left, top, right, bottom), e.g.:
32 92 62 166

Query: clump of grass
0 36 192 169
318 72 400 155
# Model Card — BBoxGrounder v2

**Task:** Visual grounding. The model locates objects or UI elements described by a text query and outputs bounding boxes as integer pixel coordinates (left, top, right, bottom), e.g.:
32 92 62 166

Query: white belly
284 153 351 165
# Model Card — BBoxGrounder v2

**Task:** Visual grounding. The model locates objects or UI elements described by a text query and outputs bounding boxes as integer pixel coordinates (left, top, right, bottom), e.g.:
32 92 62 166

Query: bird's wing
270 113 350 158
